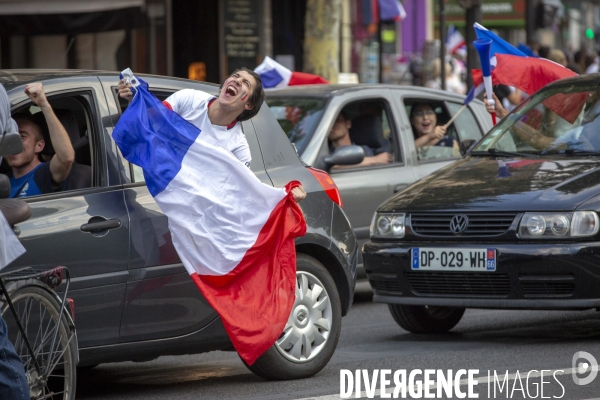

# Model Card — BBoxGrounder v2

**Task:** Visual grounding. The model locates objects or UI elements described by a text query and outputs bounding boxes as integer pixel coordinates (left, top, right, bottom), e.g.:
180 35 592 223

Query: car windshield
265 96 327 154
472 84 600 155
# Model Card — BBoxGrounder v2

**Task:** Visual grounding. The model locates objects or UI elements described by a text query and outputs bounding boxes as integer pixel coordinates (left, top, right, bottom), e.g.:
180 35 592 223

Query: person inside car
484 92 600 151
118 68 306 202
6 83 74 198
411 103 456 150
328 111 392 168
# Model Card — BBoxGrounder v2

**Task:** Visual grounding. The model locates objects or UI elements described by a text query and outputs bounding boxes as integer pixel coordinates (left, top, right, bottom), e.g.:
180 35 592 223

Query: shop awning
0 0 144 15
0 0 147 35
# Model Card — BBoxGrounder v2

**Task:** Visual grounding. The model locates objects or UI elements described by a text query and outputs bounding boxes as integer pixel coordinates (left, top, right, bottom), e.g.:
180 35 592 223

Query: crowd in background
422 37 600 111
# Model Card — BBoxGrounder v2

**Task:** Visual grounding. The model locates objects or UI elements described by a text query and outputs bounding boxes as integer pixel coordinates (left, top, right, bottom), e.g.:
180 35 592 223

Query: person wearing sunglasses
410 103 454 149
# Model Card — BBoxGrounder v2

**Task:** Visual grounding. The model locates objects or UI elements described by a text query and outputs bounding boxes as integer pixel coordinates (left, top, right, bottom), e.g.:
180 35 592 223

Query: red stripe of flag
190 181 306 365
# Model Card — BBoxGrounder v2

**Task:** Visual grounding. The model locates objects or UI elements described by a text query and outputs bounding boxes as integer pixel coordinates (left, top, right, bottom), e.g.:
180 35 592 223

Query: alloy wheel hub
295 305 309 327
275 271 333 363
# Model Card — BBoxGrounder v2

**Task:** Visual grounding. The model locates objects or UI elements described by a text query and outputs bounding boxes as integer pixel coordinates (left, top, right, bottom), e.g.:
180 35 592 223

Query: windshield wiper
470 148 535 158
540 149 600 157
563 149 600 156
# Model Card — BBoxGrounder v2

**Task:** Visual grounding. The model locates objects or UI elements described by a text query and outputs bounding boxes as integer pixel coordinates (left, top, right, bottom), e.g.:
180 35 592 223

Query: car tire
388 304 465 334
244 254 342 380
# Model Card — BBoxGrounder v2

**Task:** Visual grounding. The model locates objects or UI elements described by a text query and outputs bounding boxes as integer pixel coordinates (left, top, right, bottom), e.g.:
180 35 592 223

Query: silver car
266 85 493 275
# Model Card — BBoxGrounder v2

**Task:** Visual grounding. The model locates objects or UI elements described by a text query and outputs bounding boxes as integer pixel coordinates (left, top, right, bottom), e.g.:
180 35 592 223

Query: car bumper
363 241 600 310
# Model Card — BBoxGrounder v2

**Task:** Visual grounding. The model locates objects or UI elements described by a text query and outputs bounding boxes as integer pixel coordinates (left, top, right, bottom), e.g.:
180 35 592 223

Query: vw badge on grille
450 214 469 234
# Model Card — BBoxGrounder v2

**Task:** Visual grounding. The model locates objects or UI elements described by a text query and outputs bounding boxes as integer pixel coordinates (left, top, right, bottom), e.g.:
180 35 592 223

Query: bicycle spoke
3 277 76 400
47 333 74 377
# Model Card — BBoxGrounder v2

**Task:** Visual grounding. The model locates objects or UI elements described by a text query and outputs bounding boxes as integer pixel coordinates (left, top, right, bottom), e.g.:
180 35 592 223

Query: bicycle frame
0 266 74 388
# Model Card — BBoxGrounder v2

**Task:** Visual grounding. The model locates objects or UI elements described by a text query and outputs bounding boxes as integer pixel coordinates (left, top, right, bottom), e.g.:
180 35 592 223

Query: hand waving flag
468 23 580 123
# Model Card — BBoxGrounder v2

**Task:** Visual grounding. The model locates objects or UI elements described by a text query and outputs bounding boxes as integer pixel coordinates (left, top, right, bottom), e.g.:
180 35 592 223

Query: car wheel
388 304 465 334
244 254 342 380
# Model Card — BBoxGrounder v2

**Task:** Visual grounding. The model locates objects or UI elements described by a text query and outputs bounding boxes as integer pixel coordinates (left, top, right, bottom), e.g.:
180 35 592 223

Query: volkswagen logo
450 214 469 234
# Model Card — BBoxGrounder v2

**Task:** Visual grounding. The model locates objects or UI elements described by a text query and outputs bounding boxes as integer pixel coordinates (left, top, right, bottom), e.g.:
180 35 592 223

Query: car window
327 98 399 173
265 97 327 154
405 99 460 162
472 85 598 154
3 92 96 195
446 102 483 141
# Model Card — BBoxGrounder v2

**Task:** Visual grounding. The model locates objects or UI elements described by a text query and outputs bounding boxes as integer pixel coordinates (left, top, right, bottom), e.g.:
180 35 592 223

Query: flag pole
443 104 467 129
473 38 496 126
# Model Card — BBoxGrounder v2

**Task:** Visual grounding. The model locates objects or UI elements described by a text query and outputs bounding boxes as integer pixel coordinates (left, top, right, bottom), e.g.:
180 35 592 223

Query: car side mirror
0 131 23 157
459 139 476 157
323 145 365 166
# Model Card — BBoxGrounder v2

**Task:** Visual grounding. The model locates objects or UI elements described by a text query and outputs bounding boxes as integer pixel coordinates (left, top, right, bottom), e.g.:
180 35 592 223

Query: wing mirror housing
459 139 476 157
0 131 22 157
0 131 22 199
323 145 365 166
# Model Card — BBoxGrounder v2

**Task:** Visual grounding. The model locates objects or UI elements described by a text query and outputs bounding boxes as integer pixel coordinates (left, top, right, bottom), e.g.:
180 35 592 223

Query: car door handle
80 218 121 233
394 184 408 193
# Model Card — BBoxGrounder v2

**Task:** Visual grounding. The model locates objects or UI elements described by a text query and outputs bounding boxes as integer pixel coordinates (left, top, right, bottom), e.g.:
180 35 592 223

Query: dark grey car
266 85 493 276
0 70 357 380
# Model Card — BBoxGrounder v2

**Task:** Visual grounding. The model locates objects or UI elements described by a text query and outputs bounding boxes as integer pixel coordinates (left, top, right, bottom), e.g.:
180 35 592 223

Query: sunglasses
412 110 435 118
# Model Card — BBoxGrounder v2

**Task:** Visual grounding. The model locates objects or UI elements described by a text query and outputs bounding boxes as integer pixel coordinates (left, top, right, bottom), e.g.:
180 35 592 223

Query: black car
364 74 600 334
0 70 357 380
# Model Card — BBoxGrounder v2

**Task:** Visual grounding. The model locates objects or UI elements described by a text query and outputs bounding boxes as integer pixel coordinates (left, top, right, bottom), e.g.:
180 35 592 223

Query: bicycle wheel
2 285 77 400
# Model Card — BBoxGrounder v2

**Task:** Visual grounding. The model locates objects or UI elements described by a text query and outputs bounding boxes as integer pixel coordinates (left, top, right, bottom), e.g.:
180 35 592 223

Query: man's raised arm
25 83 74 185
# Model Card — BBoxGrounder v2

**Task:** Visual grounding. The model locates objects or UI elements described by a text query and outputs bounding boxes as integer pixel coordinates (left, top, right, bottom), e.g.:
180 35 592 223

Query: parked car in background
266 85 493 276
0 70 357 380
364 74 600 334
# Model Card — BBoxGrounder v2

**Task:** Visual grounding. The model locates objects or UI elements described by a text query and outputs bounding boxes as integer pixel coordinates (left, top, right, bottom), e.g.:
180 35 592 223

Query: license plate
411 248 496 272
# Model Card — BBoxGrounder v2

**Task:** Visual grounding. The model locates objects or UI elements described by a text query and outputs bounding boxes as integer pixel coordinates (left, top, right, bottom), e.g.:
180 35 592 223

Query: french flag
254 56 328 89
447 25 466 55
112 71 307 365
361 0 406 23
470 23 580 122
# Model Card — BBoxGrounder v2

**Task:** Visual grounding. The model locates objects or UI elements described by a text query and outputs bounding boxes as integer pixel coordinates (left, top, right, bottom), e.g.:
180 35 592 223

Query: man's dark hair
13 112 47 142
220 67 265 122
338 110 350 121
409 102 435 119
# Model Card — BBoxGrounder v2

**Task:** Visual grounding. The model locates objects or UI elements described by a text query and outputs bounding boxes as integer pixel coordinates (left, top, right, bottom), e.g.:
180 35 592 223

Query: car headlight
370 213 405 238
518 211 599 238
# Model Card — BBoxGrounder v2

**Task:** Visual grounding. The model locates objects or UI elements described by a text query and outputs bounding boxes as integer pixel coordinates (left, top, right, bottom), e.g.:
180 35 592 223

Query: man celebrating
114 69 307 364
7 83 74 198
118 68 305 201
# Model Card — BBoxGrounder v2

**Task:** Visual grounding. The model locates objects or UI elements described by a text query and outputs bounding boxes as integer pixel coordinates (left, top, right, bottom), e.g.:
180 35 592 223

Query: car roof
541 72 600 91
0 69 219 92
265 83 469 101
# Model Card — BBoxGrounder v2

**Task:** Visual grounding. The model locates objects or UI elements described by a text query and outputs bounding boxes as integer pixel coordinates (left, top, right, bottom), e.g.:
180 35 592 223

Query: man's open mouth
225 85 238 96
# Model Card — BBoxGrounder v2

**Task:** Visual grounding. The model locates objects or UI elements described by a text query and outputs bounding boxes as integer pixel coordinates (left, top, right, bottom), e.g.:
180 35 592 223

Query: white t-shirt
164 89 252 167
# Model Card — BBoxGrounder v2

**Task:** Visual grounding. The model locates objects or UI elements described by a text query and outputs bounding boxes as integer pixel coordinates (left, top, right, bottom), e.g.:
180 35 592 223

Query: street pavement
77 283 600 399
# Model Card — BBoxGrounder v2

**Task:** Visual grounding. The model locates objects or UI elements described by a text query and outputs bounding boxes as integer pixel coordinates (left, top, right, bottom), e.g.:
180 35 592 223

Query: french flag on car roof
254 56 328 89
112 69 307 365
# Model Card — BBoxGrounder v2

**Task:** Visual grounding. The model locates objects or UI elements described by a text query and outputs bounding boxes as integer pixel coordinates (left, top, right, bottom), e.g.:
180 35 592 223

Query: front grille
410 212 517 237
405 271 511 297
519 275 575 298
369 279 402 294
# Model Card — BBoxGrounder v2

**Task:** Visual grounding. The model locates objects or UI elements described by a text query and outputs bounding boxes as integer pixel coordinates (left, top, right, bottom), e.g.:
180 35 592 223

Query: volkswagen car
363 74 600 333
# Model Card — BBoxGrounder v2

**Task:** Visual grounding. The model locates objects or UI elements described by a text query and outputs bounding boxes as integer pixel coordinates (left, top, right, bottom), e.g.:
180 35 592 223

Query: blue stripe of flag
113 78 201 197
474 24 527 58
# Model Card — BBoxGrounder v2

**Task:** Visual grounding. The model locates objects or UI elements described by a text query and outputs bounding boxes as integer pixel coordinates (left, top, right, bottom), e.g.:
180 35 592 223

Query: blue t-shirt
9 162 63 198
